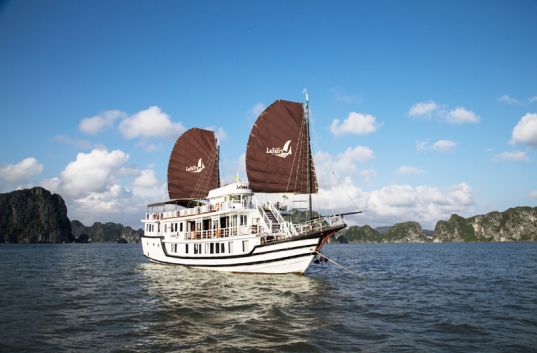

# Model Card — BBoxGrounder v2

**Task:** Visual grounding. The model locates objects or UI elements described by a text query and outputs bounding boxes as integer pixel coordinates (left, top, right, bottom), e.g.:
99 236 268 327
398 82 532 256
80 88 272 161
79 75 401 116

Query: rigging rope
314 251 367 280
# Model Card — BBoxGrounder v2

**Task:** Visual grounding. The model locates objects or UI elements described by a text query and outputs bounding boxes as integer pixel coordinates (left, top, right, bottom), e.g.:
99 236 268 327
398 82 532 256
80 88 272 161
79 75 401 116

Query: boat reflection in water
135 262 329 351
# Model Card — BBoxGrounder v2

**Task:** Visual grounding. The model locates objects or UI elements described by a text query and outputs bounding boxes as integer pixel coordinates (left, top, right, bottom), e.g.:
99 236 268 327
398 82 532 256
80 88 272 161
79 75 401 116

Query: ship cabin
142 182 282 256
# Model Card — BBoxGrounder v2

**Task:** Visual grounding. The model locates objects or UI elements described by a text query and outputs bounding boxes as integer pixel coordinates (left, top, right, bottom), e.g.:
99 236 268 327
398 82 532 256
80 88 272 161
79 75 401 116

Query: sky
1 0 536 229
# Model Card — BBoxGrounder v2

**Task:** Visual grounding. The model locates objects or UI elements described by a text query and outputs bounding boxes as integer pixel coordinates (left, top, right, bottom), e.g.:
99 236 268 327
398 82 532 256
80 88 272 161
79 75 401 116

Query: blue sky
1 0 536 228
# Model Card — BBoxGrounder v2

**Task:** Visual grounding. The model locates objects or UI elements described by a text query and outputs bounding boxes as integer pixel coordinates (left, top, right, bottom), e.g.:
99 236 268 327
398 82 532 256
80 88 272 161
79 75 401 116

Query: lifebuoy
214 203 220 211
216 228 221 237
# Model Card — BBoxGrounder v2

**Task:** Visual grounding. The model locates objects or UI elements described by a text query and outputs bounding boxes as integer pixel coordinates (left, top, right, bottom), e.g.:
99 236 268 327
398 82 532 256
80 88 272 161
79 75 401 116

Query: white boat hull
141 233 332 274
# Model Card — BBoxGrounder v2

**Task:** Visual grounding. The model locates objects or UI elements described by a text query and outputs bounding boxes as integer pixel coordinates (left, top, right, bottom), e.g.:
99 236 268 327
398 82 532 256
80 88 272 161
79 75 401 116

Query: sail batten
167 128 219 200
245 99 318 194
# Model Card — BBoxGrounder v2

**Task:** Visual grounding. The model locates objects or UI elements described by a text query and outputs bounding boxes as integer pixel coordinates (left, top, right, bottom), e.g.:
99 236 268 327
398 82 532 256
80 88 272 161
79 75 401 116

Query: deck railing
292 215 345 235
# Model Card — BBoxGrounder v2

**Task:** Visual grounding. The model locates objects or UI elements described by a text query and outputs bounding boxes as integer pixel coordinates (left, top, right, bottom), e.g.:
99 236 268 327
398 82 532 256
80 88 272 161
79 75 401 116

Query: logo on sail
266 140 292 158
186 158 205 173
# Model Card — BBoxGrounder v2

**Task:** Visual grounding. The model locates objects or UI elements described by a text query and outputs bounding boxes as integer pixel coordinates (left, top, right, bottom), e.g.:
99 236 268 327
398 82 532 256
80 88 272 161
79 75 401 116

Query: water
1 243 536 352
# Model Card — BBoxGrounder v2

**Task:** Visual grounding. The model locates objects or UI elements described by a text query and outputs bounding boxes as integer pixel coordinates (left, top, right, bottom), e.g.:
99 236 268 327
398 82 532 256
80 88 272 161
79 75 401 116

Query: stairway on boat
264 208 281 233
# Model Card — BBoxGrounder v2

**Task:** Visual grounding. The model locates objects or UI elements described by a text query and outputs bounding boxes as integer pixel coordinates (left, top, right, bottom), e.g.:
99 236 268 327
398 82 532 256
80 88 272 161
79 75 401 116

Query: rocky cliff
71 220 142 243
435 207 537 242
337 225 382 243
337 207 537 243
336 222 429 243
385 221 428 242
0 187 73 243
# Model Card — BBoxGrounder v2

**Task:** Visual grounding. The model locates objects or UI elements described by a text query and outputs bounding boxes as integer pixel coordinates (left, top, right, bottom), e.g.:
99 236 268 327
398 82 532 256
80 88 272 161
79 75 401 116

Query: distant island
0 187 142 243
335 207 537 243
1 187 536 243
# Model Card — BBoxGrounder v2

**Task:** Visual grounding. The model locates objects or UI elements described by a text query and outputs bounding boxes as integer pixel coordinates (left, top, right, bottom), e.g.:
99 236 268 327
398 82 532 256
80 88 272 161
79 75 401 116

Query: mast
217 139 221 187
304 89 312 221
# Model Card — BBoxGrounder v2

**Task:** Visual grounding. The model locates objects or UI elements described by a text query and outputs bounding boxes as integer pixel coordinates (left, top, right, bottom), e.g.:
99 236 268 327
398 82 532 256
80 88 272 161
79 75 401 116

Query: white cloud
359 169 377 182
498 95 520 105
250 102 266 117
0 157 44 184
52 135 92 149
314 146 374 188
408 101 439 117
432 140 457 151
416 140 429 152
446 107 480 124
133 169 158 188
330 88 361 104
136 140 161 152
205 126 227 142
340 145 375 164
511 113 537 147
529 190 537 199
396 166 423 175
494 151 529 162
330 112 379 135
222 153 247 185
498 95 537 105
119 106 184 140
39 147 165 227
418 139 457 152
79 110 126 134
60 148 129 197
315 181 474 228
409 101 480 124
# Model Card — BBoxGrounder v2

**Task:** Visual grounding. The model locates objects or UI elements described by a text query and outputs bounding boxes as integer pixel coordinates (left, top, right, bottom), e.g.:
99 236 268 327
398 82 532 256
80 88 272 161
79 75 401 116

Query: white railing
292 215 345 235
252 196 272 233
184 226 237 240
265 201 299 236
146 199 259 221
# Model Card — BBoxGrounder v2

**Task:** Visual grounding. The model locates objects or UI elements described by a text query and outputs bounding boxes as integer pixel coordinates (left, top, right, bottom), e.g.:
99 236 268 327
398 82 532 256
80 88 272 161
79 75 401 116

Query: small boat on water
141 95 349 274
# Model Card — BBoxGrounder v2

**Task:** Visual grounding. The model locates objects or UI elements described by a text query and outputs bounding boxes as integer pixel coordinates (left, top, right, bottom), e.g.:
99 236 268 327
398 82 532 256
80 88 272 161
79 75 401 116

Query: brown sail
168 128 220 201
246 99 318 193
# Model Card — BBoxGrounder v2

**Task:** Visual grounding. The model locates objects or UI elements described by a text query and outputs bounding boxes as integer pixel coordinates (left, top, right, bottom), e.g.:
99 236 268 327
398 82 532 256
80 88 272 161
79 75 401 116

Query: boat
140 95 348 274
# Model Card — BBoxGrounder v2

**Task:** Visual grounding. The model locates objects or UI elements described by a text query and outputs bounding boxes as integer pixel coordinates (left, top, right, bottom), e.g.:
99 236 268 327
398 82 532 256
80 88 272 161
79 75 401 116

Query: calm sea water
1 242 536 352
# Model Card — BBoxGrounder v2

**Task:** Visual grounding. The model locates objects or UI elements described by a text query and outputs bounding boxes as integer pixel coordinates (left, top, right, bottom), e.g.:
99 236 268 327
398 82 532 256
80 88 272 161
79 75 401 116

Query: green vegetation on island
1 187 536 244
71 220 142 243
0 187 73 243
335 207 537 243
0 187 142 243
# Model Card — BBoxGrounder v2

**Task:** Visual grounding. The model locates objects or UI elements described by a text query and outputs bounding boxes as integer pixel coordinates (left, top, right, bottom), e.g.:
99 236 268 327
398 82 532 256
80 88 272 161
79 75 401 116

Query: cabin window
210 243 214 254
180 223 184 232
157 223 160 233
185 244 189 254
216 243 220 254
228 242 232 254
242 240 248 253
240 215 247 226
221 243 225 253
